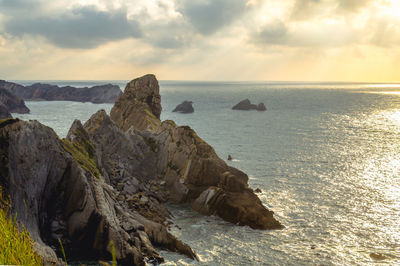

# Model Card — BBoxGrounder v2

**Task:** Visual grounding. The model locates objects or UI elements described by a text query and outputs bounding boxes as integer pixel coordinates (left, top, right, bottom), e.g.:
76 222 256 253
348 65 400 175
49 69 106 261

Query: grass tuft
0 188 43 265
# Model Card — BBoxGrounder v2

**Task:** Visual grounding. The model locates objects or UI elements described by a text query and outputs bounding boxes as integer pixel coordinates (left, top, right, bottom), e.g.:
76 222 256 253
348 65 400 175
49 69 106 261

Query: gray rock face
173 101 194 113
0 103 12 119
0 87 30 114
0 118 196 265
110 74 282 230
0 80 122 103
232 99 266 111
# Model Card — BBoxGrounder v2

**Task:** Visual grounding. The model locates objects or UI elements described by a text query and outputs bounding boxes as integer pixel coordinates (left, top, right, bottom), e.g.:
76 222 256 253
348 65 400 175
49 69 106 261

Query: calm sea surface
13 81 400 265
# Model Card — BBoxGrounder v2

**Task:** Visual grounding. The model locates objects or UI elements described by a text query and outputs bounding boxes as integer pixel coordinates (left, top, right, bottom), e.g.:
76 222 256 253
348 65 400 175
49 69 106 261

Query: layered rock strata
0 74 281 265
111 74 281 230
0 118 196 265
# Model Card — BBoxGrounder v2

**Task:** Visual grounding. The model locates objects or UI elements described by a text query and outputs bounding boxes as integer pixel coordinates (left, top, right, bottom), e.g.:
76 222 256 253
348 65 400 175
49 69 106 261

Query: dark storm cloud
3 6 142 49
177 0 248 35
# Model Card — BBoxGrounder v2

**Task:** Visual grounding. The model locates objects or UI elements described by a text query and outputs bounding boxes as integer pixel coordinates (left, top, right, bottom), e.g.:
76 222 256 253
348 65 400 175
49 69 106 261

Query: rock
232 99 266 111
254 188 262 193
227 154 232 161
0 80 122 103
370 253 387 260
0 87 30 114
110 74 161 132
0 103 12 119
0 118 197 264
172 101 194 113
110 74 282 230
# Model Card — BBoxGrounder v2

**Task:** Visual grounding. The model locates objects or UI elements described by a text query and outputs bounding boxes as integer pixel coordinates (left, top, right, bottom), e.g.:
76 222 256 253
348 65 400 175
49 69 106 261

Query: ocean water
13 81 400 265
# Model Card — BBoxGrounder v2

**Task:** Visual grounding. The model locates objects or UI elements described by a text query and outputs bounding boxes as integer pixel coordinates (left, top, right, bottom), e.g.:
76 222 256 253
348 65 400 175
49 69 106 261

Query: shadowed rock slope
0 118 196 265
0 87 30 114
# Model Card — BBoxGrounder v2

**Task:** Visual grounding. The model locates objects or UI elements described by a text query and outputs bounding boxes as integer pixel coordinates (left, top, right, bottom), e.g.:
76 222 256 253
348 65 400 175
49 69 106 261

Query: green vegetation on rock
0 189 43 265
62 139 100 179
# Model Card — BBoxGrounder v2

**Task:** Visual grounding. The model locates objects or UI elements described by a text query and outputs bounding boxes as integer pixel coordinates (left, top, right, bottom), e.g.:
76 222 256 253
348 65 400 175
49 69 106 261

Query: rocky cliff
0 87 30 114
0 80 122 103
110 74 281 230
0 118 196 265
0 74 281 265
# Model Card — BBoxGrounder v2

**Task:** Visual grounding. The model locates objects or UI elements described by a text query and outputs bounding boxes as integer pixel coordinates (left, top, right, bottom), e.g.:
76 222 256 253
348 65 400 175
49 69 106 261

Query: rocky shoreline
0 80 122 104
0 74 281 265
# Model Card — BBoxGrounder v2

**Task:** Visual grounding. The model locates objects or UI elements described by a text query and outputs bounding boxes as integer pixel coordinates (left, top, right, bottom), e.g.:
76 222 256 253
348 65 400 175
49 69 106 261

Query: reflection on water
12 82 400 265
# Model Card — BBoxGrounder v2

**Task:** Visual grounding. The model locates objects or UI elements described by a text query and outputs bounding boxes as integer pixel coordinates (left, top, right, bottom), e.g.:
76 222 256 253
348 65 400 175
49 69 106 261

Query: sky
0 0 399 82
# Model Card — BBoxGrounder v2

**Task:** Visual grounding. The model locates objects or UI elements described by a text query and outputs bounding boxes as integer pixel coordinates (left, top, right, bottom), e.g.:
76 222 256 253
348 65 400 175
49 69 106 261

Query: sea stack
172 101 194 113
110 74 281 230
232 99 266 111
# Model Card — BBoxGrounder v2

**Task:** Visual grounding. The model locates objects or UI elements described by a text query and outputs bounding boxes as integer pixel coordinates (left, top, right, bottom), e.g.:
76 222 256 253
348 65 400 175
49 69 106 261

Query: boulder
0 80 122 103
110 74 282 230
0 103 12 119
232 99 266 111
0 87 30 114
172 101 194 113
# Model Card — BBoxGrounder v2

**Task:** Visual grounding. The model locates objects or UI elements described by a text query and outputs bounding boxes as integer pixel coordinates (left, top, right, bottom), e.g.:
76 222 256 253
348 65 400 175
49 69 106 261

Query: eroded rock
232 99 266 111
173 101 194 113
110 74 282 230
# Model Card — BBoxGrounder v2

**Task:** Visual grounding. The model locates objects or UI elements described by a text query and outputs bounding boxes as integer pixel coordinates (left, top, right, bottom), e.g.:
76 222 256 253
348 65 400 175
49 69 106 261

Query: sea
13 80 400 265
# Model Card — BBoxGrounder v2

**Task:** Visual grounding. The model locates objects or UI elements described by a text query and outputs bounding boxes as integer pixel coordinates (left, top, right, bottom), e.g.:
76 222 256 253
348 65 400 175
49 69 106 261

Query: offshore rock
0 118 196 265
0 80 122 103
0 87 30 114
0 103 12 119
110 74 282 230
172 101 194 113
232 99 266 111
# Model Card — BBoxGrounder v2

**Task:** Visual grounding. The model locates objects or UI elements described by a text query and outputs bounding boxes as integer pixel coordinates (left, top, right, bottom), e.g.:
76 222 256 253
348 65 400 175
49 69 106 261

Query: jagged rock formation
111 74 161 132
0 87 30 114
172 101 194 113
0 103 12 119
0 74 281 265
0 118 196 265
110 74 281 230
0 80 122 103
232 99 266 111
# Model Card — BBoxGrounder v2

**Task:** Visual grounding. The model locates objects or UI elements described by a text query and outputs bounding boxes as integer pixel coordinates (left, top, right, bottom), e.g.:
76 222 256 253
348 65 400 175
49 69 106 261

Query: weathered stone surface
0 103 12 119
111 74 161 132
0 87 30 114
232 98 266 111
110 74 282 230
0 118 197 265
173 101 194 113
0 80 122 103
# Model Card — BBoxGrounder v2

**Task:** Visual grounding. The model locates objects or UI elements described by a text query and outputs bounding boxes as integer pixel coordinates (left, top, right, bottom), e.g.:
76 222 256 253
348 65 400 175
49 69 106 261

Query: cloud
252 20 288 45
177 0 248 35
252 19 354 48
336 0 373 12
3 6 142 49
